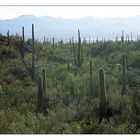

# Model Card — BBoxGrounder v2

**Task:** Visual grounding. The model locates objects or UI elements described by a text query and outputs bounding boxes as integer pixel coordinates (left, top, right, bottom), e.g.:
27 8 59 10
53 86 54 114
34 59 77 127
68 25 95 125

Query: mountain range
0 15 140 42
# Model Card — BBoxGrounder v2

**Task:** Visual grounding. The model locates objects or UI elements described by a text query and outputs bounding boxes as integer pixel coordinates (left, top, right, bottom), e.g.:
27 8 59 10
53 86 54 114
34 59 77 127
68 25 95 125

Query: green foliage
0 32 140 134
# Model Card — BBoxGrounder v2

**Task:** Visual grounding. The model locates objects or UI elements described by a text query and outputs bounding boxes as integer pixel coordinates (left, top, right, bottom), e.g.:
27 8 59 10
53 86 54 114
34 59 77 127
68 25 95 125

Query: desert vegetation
0 24 140 134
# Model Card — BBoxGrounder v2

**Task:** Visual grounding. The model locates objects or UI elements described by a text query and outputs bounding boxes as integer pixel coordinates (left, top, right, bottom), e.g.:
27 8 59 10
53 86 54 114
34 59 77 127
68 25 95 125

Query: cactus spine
38 75 43 112
73 30 83 67
99 68 107 122
122 54 126 94
32 24 35 80
42 68 46 94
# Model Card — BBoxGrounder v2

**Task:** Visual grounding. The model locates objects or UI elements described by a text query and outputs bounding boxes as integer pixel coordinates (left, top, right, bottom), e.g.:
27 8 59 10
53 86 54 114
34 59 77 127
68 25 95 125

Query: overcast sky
0 6 140 20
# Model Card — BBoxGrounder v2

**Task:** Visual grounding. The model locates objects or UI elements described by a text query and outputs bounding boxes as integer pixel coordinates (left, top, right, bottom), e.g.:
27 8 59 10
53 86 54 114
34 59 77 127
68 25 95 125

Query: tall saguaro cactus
90 61 93 82
131 32 133 41
72 37 76 65
43 36 46 44
99 68 107 123
89 60 94 96
21 26 25 58
7 30 10 46
32 24 35 80
73 30 83 67
38 75 43 112
52 37 54 51
121 30 124 42
122 54 126 94
42 68 46 94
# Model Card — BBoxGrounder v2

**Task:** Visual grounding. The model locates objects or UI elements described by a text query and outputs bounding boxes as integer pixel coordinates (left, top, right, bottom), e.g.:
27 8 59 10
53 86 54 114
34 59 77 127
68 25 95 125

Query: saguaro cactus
122 54 126 94
72 37 76 65
89 61 93 82
131 32 132 41
99 68 107 122
32 24 35 80
52 37 54 51
77 29 83 67
21 26 25 58
73 30 83 67
43 36 46 44
38 75 43 112
42 68 46 94
7 30 10 46
121 30 124 42
89 60 94 96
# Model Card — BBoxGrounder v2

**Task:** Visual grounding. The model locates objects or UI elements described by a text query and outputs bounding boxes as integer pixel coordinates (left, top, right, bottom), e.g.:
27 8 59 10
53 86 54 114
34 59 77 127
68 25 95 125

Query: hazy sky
0 6 140 20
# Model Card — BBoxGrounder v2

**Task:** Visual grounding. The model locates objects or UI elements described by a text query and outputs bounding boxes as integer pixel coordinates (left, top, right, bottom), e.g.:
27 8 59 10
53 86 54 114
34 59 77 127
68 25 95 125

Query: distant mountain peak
0 14 140 42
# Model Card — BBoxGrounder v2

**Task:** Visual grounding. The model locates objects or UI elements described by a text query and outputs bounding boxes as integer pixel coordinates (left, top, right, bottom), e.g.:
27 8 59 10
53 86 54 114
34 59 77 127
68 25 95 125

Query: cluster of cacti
122 54 126 94
73 30 83 67
37 68 47 112
32 24 35 81
99 68 107 122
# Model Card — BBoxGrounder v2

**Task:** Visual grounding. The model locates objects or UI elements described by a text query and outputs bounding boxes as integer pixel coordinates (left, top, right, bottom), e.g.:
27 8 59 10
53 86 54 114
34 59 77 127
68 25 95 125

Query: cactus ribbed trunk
99 68 107 123
38 75 43 112
122 54 126 94
42 68 46 94
32 24 35 81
